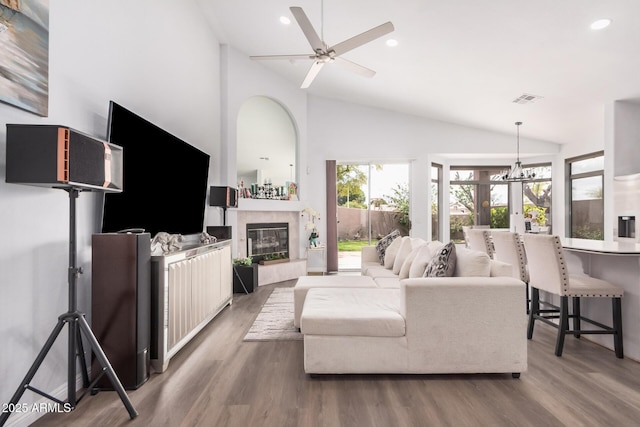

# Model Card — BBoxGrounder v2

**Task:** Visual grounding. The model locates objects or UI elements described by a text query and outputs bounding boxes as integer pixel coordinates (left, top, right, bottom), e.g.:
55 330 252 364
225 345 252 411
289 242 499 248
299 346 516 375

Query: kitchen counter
561 238 640 255
559 239 640 361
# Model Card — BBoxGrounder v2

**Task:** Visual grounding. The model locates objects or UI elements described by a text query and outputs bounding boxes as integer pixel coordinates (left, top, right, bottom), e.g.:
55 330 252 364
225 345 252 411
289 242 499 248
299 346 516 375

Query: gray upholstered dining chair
491 231 529 312
465 229 494 258
522 234 624 358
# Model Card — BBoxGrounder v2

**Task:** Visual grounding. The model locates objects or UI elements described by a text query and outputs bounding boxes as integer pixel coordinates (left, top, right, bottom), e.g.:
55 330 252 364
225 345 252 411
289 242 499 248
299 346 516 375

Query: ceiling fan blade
301 61 325 89
330 21 394 56
334 57 376 78
250 54 315 61
290 7 325 52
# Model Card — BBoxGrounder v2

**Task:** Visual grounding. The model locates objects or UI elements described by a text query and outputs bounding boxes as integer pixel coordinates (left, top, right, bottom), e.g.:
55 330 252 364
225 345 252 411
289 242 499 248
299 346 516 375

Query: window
522 163 552 232
449 166 509 243
431 164 442 241
566 152 604 240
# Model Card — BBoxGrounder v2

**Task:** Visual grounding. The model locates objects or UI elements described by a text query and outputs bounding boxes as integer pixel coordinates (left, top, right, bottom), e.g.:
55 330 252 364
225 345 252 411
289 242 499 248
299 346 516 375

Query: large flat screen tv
101 101 210 237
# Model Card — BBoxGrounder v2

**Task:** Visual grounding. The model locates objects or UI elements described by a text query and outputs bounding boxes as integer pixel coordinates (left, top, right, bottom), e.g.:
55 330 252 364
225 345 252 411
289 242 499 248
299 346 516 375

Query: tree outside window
567 153 604 240
449 167 509 243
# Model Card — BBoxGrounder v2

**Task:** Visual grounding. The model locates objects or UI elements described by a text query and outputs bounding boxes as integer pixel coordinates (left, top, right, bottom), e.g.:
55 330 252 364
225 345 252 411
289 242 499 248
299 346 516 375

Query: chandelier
501 121 535 181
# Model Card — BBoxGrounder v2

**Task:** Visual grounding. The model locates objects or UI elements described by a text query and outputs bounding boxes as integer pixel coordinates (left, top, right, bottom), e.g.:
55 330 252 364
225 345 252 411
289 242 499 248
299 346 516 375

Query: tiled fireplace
235 206 306 285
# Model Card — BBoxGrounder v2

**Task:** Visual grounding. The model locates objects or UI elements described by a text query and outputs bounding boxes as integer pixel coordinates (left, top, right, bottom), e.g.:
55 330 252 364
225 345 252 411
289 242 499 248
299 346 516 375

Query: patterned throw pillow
424 241 457 277
375 230 401 264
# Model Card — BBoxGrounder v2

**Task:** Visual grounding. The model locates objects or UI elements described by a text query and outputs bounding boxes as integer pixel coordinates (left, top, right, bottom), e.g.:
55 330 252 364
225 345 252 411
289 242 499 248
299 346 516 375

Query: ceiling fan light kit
250 5 394 88
501 121 536 182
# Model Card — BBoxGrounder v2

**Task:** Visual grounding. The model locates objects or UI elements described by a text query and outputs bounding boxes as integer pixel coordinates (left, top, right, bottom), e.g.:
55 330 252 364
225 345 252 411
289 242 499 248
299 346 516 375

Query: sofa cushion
373 277 401 288
293 275 378 328
454 247 491 277
383 235 404 269
361 261 383 276
375 230 400 263
365 266 399 278
424 241 456 277
393 237 419 275
301 288 404 337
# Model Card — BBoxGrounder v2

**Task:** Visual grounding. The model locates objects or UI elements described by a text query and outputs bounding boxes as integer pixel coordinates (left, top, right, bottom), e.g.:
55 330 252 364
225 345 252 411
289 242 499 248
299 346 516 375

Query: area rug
243 287 302 341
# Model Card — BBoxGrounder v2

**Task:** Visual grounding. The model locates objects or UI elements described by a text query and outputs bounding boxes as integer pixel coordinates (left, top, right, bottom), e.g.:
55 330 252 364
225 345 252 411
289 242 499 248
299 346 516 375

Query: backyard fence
338 207 409 241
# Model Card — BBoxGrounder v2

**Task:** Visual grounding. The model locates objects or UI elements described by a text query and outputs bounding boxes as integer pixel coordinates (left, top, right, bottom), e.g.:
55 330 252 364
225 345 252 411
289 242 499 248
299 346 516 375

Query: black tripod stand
0 188 137 426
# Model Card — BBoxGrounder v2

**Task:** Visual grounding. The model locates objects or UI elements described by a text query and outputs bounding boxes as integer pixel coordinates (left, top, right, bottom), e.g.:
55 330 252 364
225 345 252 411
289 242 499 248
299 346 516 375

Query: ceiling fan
250 6 394 88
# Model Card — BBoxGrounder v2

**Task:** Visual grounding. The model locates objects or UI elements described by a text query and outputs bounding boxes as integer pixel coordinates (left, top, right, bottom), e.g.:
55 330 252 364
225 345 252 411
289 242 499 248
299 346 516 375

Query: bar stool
465 229 494 258
522 234 624 358
491 231 529 312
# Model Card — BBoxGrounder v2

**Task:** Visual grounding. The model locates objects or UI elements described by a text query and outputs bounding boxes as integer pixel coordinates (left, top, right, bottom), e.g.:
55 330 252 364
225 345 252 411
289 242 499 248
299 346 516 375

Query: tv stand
150 240 232 373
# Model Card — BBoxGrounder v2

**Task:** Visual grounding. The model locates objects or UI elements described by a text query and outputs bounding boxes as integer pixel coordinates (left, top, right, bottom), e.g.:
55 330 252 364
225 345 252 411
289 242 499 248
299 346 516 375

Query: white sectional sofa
298 236 528 377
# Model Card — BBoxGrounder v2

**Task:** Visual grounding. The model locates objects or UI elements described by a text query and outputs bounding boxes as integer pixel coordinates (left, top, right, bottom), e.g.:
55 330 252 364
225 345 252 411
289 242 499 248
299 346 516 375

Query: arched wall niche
236 96 298 191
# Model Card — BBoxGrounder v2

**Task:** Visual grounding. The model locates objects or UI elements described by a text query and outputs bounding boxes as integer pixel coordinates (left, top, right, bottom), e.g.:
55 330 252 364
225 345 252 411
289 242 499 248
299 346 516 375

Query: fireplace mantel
237 198 303 212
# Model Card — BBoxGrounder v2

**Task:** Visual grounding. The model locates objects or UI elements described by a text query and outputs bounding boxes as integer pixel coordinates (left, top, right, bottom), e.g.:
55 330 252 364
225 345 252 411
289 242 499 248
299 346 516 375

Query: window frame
431 163 442 241
449 165 511 232
565 151 605 240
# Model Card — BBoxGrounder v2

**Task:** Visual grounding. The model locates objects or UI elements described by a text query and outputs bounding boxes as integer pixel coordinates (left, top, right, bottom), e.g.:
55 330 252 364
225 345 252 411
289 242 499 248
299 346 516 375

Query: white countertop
561 238 640 255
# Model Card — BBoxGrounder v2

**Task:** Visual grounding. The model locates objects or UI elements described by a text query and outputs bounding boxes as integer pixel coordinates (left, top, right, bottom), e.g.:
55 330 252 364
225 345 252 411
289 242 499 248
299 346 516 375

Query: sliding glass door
336 162 409 271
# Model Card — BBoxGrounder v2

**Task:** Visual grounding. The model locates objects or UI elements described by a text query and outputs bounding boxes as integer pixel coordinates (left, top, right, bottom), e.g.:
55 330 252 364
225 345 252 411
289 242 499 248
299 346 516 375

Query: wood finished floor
30 279 640 427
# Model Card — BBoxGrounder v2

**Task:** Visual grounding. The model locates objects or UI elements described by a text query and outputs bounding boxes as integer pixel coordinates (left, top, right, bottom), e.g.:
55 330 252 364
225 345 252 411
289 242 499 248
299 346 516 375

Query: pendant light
501 121 535 181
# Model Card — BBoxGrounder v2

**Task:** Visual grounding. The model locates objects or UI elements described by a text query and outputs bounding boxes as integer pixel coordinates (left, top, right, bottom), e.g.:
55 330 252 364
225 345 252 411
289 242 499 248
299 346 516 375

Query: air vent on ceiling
512 93 543 105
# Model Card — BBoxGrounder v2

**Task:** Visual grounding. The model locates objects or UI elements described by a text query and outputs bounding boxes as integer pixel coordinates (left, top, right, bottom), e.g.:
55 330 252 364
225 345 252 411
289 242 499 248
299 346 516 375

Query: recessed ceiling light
279 16 291 25
386 39 398 47
590 18 612 30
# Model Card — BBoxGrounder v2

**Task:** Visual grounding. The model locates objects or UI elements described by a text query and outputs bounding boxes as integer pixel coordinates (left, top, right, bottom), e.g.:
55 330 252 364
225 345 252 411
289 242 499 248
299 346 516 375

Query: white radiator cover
151 240 232 373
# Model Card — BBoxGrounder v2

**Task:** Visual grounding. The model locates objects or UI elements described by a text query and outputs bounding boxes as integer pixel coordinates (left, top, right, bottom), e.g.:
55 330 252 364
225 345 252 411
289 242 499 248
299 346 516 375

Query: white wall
306 95 561 242
220 45 309 259
612 100 640 178
0 1 221 425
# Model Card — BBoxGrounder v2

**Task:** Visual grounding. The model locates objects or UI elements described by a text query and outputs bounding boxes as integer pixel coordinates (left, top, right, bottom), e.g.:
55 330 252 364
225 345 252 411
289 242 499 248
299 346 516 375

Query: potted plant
233 256 253 267
259 252 290 265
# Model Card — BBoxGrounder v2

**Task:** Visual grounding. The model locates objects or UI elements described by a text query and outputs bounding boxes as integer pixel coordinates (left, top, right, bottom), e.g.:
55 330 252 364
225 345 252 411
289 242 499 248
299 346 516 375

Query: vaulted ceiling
198 0 640 151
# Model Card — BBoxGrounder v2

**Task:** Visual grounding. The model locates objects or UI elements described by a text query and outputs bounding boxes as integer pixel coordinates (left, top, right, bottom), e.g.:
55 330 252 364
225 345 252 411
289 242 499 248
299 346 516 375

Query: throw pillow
409 244 435 278
375 230 401 264
399 244 424 279
424 241 456 277
427 240 445 255
454 247 491 277
393 237 417 275
383 235 405 269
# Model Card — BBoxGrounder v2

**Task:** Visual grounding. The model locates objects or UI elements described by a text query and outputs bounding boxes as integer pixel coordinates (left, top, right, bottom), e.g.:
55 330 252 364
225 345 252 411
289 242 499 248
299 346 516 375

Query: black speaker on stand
0 124 137 426
208 186 238 238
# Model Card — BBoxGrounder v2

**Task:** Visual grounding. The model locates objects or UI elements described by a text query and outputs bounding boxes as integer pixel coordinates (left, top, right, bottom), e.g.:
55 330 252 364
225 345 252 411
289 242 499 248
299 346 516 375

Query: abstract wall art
0 0 49 116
